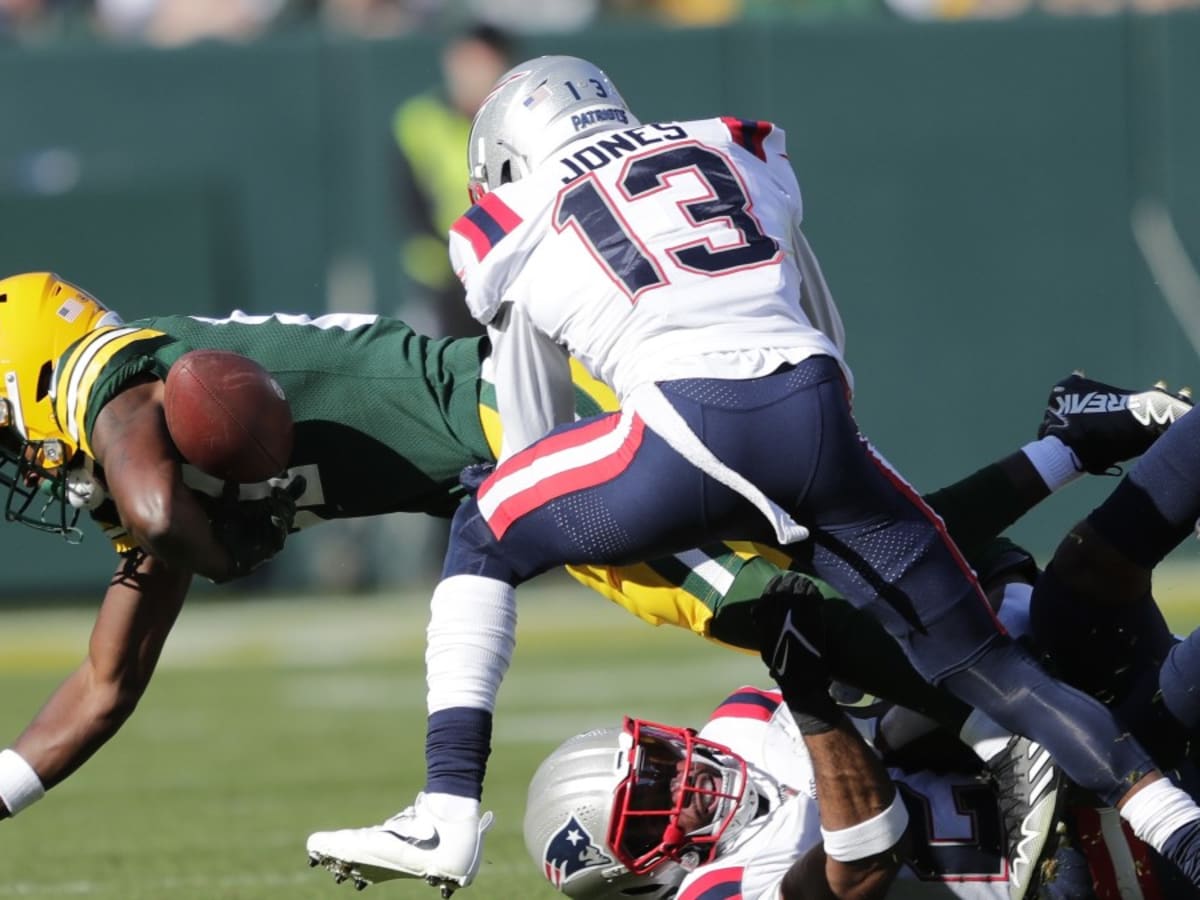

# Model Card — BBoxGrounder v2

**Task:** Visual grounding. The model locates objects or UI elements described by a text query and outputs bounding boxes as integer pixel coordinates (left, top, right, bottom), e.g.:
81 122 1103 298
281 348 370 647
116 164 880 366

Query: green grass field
1 567 1198 899
0 573 765 899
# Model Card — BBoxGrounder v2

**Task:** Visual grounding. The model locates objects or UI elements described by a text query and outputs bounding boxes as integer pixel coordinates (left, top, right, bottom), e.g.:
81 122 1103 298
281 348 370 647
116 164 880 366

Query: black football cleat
1038 370 1192 474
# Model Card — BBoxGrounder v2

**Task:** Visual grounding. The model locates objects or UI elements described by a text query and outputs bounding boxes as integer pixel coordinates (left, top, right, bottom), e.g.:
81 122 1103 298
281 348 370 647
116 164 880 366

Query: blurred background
2 0 1200 599
3 6 1200 897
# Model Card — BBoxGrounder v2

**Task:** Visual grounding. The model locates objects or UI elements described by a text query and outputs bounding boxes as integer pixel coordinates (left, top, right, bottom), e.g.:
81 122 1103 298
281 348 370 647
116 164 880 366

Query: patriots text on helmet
570 107 629 132
558 124 689 185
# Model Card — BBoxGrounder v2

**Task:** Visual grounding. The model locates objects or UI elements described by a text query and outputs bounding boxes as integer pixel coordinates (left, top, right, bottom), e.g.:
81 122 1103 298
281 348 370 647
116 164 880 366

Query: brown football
163 349 293 483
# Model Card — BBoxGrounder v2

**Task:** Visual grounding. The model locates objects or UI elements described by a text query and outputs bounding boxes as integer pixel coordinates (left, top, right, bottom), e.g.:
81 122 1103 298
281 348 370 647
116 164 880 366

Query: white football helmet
524 718 759 898
466 55 639 203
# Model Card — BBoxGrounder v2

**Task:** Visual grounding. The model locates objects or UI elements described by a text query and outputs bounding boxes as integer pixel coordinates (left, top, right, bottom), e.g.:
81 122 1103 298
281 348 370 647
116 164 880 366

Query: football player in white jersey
523 570 1181 900
526 692 910 900
524 692 1025 900
305 56 1200 896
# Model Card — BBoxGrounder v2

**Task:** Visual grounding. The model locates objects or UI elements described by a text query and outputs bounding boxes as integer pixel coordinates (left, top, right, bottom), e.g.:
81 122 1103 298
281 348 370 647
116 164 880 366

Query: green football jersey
54 312 492 549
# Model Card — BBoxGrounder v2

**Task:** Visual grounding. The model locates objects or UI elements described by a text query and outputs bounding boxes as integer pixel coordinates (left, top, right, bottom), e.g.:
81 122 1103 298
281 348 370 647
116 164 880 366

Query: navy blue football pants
445 355 1153 803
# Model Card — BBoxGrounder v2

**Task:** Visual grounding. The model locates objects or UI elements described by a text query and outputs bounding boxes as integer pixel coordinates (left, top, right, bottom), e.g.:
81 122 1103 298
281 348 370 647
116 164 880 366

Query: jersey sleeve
487 305 574 458
718 118 799 199
677 854 793 900
51 326 175 554
51 325 173 459
719 118 784 162
699 685 784 749
677 866 748 900
719 119 850 384
448 190 527 326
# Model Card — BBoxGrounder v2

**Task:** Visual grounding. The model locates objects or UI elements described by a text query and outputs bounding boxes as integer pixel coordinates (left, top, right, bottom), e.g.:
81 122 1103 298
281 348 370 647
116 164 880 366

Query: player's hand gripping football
752 572 843 735
212 475 306 580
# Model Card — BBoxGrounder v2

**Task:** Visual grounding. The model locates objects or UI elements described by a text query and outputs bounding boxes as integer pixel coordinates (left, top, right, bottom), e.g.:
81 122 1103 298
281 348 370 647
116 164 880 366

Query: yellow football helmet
0 272 121 535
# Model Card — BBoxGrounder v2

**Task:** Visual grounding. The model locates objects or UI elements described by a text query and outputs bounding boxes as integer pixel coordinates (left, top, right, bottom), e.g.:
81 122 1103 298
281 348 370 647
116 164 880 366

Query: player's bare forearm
7 553 188 797
128 476 236 582
92 379 237 581
779 718 902 900
784 847 898 900
805 717 895 833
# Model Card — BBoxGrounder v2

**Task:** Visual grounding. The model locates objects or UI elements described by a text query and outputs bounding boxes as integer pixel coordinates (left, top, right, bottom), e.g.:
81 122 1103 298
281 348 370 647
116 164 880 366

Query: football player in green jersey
0 271 499 821
0 270 1188 845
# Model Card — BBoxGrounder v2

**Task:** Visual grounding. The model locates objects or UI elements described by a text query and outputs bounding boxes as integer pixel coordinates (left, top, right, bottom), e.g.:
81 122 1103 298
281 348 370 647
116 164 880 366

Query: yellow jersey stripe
54 326 165 456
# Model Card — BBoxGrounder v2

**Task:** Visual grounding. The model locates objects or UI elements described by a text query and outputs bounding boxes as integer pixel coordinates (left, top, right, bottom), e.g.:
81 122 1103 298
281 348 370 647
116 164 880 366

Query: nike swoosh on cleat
383 829 441 851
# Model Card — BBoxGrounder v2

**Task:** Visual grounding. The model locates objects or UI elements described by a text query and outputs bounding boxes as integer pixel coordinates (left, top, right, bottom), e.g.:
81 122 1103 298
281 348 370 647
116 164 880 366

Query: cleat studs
1155 380 1169 391
1181 387 1193 400
308 855 320 868
354 878 368 891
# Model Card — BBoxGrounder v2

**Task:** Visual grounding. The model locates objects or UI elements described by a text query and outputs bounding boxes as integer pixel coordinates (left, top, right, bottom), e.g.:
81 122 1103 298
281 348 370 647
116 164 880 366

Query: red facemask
607 718 747 875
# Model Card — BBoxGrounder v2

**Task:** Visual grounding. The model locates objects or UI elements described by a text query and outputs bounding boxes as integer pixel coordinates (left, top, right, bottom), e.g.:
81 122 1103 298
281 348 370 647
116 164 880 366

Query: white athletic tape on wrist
820 794 908 862
1121 777 1200 853
1021 436 1083 492
0 749 45 816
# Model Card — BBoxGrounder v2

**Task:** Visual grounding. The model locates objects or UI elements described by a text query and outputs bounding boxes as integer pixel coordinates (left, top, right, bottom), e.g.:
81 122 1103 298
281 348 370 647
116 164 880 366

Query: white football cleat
306 793 494 896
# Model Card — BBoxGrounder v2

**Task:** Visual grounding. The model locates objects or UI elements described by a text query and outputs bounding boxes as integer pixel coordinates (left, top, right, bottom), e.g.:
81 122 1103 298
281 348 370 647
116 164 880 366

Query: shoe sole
307 850 466 896
1009 764 1065 900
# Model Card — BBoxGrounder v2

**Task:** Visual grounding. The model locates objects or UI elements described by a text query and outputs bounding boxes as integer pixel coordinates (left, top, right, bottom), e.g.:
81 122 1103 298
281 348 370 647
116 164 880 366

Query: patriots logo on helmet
543 814 612 888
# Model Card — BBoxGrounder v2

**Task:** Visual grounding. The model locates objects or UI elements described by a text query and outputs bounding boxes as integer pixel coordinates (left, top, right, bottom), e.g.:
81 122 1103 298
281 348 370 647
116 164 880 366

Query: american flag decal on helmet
543 814 612 888
523 80 553 109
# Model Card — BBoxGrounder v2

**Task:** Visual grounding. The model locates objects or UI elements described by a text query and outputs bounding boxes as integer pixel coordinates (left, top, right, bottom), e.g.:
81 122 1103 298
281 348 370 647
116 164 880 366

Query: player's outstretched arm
91 376 240 582
0 551 189 820
783 720 904 900
756 575 907 900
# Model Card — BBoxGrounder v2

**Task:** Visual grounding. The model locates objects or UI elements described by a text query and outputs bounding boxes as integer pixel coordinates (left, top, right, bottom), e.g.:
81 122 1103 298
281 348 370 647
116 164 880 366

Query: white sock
423 791 481 822
958 708 1011 763
1120 777 1200 853
426 574 517 714
1021 436 1084 492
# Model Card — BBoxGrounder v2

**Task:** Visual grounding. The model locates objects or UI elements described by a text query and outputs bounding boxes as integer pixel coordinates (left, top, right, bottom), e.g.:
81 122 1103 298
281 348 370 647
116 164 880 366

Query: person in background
390 23 513 336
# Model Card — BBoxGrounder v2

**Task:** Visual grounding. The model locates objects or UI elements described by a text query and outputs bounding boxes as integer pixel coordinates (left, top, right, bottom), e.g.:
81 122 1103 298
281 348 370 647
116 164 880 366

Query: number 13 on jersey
552 142 782 302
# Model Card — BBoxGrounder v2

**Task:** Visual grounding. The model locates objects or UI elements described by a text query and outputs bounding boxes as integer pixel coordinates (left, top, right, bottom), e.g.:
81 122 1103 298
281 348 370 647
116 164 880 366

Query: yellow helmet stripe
54 327 161 456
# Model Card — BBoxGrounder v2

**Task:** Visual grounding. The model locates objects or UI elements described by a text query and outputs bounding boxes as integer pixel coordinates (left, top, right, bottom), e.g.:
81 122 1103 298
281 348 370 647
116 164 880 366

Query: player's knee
1032 563 1172 701
1050 518 1149 607
442 499 518 583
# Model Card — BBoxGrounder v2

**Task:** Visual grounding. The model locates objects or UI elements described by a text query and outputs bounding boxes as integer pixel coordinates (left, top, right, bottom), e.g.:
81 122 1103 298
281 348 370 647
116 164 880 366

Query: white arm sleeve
489 305 574 460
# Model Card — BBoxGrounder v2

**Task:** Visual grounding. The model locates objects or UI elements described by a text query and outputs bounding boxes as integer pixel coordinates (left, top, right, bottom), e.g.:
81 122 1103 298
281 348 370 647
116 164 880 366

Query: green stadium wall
1 13 1198 596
